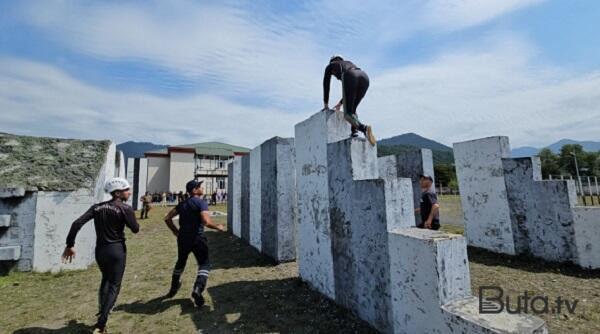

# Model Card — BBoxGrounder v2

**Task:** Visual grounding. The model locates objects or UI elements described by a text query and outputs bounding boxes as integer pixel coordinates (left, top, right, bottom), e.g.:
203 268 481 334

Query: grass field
1 204 599 333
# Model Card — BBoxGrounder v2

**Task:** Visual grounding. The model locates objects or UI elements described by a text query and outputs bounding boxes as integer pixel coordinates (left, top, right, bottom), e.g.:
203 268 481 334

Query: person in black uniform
415 174 440 230
322 54 376 146
163 179 225 307
62 177 140 334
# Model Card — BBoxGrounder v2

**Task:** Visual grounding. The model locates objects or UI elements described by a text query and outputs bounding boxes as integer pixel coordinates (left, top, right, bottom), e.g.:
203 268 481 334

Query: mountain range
511 139 600 157
377 133 454 164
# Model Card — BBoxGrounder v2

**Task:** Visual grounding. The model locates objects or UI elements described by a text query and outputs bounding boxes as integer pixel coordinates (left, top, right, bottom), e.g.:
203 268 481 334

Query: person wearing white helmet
322 54 376 146
62 177 139 334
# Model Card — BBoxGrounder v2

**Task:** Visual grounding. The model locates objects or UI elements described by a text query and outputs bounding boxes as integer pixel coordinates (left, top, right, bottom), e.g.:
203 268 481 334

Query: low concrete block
0 188 26 198
443 297 548 334
0 214 10 227
0 245 21 261
574 207 600 269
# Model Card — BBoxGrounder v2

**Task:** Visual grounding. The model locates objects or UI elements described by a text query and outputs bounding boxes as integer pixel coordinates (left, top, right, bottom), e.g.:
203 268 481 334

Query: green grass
1 205 599 333
438 194 464 226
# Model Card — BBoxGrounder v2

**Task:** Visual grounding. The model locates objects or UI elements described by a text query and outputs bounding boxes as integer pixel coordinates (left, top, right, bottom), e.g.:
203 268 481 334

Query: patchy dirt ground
1 204 598 333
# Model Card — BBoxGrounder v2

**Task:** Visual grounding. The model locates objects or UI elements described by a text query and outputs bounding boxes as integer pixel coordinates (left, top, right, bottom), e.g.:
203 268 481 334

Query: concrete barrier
454 135 600 269
249 145 262 251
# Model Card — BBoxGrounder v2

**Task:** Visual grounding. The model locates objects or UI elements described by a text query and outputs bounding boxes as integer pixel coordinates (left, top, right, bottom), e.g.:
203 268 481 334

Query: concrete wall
147 156 170 193
241 155 250 242
453 137 516 255
455 135 600 269
126 157 135 207
32 190 97 272
259 137 297 262
116 150 126 179
378 149 434 226
0 190 37 271
169 152 195 193
231 156 242 237
227 162 234 232
137 158 148 211
294 110 347 299
574 207 600 269
249 145 262 251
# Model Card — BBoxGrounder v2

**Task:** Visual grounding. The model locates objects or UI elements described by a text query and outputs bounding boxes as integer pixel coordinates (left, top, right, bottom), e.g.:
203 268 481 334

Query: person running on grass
163 179 225 307
322 55 376 145
62 177 140 334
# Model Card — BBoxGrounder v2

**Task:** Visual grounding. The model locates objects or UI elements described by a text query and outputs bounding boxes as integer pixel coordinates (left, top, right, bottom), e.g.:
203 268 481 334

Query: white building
0 132 124 272
145 142 250 195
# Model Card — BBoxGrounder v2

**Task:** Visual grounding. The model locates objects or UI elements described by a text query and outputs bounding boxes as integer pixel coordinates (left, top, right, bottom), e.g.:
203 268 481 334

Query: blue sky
1 0 599 148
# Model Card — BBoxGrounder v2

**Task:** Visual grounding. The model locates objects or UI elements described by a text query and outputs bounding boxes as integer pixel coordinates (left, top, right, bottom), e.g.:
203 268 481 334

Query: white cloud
0 58 303 147
364 34 600 147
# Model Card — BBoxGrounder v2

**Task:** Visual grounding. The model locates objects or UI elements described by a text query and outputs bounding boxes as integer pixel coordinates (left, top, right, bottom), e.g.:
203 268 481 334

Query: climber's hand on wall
61 247 75 263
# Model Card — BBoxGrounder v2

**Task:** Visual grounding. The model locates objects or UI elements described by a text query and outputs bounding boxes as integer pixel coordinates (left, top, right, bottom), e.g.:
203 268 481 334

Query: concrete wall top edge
452 135 509 147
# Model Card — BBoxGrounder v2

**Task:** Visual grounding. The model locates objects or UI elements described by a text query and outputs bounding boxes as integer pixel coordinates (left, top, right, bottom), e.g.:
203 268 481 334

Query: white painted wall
147 156 170 193
453 137 516 255
32 190 97 272
169 152 195 192
232 156 242 237
116 150 126 178
126 157 135 206
137 158 148 208
573 207 600 269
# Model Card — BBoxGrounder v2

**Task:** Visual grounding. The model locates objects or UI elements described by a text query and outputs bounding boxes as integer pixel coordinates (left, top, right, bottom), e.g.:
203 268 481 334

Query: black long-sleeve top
323 59 359 105
66 198 139 248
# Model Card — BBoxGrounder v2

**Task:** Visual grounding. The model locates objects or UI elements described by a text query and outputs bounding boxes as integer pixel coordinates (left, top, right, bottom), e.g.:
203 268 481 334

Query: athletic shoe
92 325 106 333
166 280 182 298
365 125 376 146
192 287 205 307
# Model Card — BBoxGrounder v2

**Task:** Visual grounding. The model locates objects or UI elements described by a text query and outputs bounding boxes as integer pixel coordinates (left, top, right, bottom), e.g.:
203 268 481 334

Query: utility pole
570 152 585 205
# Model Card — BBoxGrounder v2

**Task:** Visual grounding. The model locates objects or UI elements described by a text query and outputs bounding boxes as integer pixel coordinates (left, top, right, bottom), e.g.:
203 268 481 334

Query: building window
217 178 226 189
219 160 225 169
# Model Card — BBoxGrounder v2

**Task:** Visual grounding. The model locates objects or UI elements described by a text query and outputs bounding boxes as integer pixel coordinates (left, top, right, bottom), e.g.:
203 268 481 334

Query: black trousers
96 242 126 328
342 69 370 132
172 235 210 292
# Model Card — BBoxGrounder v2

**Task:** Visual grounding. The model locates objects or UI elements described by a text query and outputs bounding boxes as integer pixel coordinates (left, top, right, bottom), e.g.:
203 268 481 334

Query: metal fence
548 175 600 206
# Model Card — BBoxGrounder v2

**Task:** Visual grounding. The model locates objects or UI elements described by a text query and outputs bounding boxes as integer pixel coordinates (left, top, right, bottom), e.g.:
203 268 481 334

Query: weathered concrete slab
0 245 21 261
137 158 148 212
0 214 10 227
241 155 250 242
232 156 242 237
453 137 516 255
0 187 26 198
294 109 348 299
0 191 37 271
378 148 434 226
227 162 234 232
455 135 599 269
261 137 297 262
443 297 549 334
249 145 262 251
573 207 600 269
327 138 393 332
388 229 471 333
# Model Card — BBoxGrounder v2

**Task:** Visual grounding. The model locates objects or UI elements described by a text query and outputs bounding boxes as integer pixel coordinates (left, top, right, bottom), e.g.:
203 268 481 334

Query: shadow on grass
468 247 600 279
12 320 90 333
205 230 277 270
116 277 375 333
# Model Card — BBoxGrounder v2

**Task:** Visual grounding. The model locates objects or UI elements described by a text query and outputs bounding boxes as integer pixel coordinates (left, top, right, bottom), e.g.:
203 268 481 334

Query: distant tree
558 144 586 176
434 163 456 186
538 148 560 178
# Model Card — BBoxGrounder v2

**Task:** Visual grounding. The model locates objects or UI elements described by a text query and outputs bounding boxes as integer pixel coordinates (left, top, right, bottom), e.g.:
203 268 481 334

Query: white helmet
104 177 130 193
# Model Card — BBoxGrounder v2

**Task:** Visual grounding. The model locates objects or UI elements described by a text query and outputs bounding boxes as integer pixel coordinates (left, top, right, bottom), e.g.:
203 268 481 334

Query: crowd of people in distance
145 191 227 206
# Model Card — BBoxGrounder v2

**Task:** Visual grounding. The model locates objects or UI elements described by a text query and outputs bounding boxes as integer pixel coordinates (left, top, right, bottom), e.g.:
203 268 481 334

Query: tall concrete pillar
241 155 250 242
249 145 262 251
294 110 348 299
227 162 234 232
453 137 517 255
260 137 297 262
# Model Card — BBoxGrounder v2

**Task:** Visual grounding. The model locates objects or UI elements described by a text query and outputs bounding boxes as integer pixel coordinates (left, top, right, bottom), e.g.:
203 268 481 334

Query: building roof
0 132 111 191
145 141 250 157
